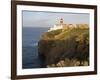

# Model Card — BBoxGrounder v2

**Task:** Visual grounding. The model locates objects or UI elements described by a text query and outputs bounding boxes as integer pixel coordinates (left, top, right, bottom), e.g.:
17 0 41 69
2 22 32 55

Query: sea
22 27 49 69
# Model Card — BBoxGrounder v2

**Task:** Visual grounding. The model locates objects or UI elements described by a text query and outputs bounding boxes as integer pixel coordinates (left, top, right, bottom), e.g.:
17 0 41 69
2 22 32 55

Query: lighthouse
48 18 67 31
60 18 63 24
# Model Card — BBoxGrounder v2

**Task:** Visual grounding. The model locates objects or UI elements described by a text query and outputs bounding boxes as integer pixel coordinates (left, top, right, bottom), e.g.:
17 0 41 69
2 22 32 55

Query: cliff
38 25 89 67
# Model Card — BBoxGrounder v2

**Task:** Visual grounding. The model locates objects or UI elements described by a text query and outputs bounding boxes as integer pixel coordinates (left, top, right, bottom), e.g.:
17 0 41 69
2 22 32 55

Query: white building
48 18 88 32
48 18 67 31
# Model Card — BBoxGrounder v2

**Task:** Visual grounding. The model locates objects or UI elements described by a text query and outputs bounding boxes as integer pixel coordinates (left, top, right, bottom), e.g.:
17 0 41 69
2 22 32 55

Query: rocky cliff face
38 26 89 67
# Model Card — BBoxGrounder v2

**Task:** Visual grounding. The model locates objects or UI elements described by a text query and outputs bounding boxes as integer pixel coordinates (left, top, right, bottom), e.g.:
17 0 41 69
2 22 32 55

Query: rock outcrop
38 25 89 67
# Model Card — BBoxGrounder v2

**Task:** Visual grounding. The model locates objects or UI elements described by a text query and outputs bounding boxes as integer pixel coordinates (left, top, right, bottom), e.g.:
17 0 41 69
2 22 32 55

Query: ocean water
22 27 49 69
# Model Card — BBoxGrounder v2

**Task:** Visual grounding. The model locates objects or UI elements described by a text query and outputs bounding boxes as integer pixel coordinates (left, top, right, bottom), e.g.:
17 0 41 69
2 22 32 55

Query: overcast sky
22 11 89 27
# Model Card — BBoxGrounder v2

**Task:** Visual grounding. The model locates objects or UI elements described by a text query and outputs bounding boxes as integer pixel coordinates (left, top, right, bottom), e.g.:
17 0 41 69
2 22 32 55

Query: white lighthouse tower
60 18 63 24
48 18 65 31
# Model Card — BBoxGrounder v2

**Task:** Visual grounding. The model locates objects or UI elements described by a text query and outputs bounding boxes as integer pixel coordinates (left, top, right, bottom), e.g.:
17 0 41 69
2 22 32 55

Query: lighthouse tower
48 18 66 31
60 18 63 24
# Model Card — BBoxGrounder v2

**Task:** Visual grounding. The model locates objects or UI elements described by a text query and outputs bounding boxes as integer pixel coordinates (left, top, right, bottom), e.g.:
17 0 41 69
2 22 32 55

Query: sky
22 11 89 28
